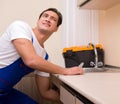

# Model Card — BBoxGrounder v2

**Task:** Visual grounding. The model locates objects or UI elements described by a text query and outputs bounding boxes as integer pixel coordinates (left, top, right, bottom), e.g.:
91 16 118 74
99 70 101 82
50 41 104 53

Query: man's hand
64 67 84 75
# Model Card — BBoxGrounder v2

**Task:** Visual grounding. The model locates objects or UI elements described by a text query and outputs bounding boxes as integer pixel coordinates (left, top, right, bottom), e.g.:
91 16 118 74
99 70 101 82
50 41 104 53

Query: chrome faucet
93 45 98 68
89 43 98 68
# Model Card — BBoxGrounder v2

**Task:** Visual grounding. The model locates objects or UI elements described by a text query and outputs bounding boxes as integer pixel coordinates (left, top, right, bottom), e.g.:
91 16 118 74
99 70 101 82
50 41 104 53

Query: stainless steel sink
83 67 120 73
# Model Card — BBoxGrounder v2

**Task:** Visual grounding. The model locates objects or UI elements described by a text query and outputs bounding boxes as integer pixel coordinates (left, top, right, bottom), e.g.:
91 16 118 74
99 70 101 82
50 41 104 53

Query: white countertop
58 72 120 104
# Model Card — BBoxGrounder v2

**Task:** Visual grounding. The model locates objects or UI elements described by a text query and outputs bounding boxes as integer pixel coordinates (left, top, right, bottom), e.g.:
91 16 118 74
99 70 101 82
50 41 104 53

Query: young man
0 8 83 104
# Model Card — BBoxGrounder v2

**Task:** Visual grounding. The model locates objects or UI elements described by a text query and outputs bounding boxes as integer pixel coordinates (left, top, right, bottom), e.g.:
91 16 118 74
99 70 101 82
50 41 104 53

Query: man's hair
39 8 62 27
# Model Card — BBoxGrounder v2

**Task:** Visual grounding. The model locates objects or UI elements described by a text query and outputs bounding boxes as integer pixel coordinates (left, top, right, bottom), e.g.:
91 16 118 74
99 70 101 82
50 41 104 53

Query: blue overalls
0 53 49 104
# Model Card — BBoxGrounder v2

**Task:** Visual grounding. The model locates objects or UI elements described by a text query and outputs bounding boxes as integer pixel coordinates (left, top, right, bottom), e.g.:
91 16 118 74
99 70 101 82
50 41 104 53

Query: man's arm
12 38 83 75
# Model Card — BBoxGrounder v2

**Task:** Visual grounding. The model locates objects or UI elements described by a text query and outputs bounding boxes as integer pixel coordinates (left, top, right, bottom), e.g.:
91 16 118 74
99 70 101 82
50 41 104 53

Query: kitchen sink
83 67 120 73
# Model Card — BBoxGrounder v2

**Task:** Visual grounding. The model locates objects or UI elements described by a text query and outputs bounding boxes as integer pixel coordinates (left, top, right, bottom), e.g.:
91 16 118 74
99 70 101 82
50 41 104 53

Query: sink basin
83 67 108 73
83 67 120 73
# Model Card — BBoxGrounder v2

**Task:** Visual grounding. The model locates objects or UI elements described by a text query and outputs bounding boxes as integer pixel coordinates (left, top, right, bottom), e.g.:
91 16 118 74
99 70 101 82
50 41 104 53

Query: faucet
89 43 98 68
93 45 98 68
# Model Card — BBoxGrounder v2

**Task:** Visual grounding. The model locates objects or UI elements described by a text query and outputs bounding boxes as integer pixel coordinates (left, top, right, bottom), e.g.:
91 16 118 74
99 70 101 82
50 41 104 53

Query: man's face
37 10 59 34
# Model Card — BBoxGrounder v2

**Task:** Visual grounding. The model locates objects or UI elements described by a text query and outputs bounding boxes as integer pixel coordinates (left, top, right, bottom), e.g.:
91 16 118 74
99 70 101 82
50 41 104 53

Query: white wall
99 3 120 66
0 0 63 66
61 0 99 48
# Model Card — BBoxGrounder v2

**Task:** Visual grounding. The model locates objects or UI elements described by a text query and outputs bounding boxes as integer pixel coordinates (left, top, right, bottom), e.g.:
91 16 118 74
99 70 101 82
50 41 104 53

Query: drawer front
60 86 76 104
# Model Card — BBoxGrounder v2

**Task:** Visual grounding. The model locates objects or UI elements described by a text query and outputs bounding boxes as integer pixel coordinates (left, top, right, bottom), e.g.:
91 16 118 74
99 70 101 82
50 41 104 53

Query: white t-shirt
0 20 49 77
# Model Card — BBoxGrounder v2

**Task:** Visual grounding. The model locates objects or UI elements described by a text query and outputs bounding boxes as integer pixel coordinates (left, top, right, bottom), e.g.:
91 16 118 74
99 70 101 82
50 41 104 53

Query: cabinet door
60 86 76 104
76 98 84 104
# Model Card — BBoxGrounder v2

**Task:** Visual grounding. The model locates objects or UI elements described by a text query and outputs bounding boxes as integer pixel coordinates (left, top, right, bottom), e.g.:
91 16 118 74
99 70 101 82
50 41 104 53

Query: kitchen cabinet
57 73 120 104
52 75 77 104
60 86 84 104
60 85 93 104
51 74 94 104
77 0 120 10
60 86 76 104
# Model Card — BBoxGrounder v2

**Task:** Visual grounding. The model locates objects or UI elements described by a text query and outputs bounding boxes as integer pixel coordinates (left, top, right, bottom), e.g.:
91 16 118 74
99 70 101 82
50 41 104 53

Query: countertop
57 72 120 104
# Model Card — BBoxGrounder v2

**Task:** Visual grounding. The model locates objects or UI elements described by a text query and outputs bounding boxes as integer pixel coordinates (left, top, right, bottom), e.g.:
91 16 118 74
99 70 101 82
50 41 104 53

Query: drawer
60 86 76 104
